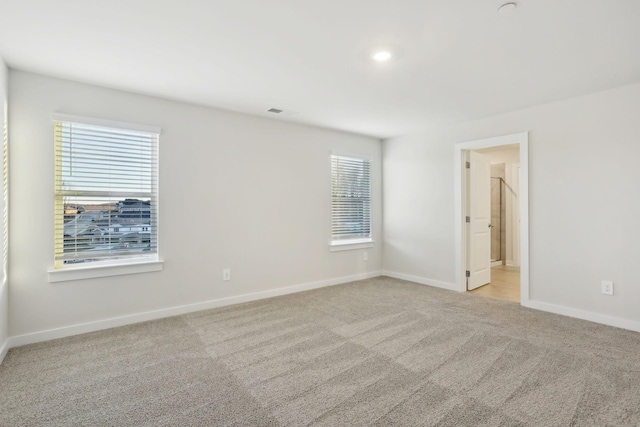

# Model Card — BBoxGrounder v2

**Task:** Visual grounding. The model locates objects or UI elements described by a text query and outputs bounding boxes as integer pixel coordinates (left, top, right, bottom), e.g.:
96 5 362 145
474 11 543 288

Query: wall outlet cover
601 280 614 296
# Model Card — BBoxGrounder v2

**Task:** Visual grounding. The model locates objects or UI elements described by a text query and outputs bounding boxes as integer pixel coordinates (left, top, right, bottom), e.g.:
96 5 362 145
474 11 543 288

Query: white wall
383 127 456 287
383 82 640 329
0 58 8 361
9 71 382 339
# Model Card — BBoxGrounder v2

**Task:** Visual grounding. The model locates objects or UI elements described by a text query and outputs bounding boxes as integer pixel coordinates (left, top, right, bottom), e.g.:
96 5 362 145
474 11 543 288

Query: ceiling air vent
267 108 283 114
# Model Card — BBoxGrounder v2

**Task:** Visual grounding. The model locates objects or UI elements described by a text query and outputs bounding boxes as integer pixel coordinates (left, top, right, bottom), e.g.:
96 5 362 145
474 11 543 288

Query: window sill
329 239 374 252
48 260 164 283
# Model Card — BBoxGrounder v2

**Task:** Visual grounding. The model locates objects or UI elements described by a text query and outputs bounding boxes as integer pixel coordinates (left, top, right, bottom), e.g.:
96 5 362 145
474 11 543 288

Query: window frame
48 114 163 282
329 153 374 251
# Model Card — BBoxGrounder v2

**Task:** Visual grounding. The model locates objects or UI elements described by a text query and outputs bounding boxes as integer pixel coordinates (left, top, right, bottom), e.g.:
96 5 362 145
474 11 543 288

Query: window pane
54 120 159 268
331 155 371 241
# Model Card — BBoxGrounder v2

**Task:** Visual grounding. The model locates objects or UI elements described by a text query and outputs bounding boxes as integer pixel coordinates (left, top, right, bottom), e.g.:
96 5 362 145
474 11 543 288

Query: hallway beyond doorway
469 265 520 302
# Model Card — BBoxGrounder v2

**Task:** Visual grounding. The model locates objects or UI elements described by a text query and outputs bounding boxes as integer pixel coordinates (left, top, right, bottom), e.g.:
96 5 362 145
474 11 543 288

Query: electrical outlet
601 280 614 296
223 268 231 281
363 251 368 261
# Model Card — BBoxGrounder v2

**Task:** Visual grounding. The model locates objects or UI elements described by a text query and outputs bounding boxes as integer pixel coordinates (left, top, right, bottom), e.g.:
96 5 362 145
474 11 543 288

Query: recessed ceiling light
371 51 393 62
498 2 517 14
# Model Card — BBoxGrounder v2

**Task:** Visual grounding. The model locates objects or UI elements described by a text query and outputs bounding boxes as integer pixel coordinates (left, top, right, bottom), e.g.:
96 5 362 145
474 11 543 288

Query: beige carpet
1 276 640 426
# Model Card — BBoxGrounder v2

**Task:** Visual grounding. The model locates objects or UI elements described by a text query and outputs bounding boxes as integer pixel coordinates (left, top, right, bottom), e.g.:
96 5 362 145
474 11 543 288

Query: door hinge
465 161 470 169
465 216 470 223
466 270 470 278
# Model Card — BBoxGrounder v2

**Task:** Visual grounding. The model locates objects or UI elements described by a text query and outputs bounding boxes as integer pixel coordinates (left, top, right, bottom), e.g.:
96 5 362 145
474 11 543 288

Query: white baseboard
7 270 383 350
382 270 458 292
0 339 8 365
491 260 503 267
522 300 640 334
382 271 640 333
9 269 637 361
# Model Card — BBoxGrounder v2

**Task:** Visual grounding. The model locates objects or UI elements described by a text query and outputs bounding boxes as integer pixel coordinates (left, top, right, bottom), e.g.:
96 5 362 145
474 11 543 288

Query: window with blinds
330 154 372 243
53 117 159 268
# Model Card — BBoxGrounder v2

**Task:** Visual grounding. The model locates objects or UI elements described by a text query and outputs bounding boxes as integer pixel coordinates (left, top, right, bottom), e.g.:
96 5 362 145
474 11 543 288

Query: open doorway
467 145 520 302
454 133 529 305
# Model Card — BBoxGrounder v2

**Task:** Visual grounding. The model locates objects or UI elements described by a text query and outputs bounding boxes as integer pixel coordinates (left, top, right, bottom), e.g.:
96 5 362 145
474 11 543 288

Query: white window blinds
331 154 371 242
53 119 159 268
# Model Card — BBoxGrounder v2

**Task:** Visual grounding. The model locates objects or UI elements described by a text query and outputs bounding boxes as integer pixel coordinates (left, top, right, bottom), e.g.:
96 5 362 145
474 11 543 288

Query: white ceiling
1 0 639 139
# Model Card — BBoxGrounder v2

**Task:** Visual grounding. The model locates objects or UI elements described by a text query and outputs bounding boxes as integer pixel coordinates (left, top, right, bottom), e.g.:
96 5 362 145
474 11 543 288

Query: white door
468 151 491 290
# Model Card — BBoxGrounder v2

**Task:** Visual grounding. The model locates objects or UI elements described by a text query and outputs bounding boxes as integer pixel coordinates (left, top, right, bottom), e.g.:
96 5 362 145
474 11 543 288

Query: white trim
511 163 521 268
52 113 161 134
48 260 164 283
330 240 374 251
454 132 529 303
522 300 640 334
491 260 503 267
330 150 373 162
8 270 383 348
0 339 8 365
382 270 640 334
382 270 458 292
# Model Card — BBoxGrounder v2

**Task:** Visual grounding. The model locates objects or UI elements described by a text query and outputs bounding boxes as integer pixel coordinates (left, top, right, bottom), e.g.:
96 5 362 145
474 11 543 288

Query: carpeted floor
1 276 640 426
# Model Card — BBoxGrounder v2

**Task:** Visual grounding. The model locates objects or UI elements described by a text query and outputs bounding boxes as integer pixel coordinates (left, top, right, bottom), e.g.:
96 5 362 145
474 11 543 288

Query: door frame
509 163 521 268
454 132 529 304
